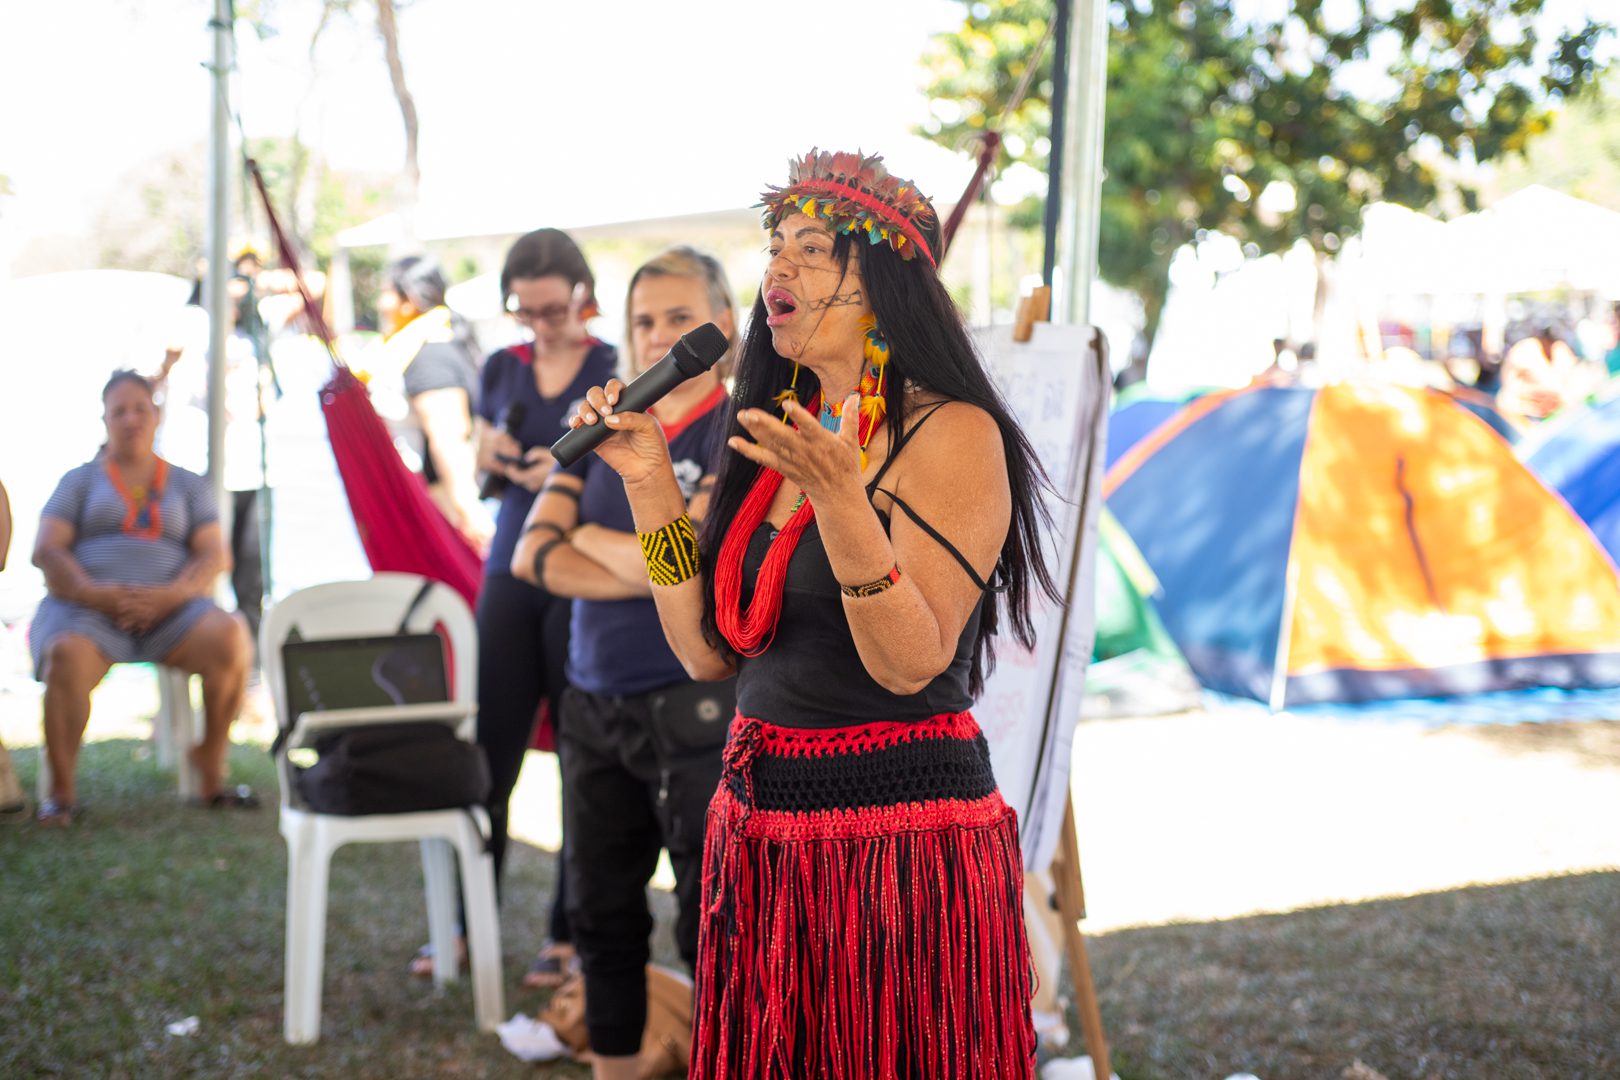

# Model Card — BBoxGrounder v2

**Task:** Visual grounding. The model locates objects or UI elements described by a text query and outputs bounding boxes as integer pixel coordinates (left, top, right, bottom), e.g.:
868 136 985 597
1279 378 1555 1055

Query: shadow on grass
1068 871 1620 1080
0 738 625 1078
1442 718 1620 770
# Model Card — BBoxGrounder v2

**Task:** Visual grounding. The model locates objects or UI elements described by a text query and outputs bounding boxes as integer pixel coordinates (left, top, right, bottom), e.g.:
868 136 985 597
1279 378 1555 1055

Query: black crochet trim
744 733 997 813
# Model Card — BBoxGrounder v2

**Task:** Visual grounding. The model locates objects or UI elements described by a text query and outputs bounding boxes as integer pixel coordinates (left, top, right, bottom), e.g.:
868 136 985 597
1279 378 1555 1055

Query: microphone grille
678 322 731 370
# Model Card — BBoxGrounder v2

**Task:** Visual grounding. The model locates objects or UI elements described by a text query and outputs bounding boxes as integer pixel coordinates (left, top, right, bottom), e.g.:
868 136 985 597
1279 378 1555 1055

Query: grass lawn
1 736 608 1078
3 703 1618 1077
1070 871 1620 1078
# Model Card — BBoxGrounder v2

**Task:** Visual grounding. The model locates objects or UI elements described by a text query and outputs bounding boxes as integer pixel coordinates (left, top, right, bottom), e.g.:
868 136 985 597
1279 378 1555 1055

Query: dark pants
230 488 263 648
475 572 572 943
559 680 731 1057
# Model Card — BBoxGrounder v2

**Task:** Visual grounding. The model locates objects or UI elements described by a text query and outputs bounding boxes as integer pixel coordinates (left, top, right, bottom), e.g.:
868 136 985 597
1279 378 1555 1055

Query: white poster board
972 322 1110 872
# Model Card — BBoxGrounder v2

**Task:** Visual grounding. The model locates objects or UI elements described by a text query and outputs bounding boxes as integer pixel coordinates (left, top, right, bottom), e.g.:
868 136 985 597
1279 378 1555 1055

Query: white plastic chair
38 665 201 801
260 573 503 1045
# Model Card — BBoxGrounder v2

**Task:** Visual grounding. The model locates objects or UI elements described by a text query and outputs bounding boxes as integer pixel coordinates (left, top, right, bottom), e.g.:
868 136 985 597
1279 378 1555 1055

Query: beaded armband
841 565 902 599
638 513 701 587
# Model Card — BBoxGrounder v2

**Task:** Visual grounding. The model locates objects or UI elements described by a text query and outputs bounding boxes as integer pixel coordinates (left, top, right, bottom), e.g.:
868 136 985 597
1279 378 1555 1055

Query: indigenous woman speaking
566 151 1053 1079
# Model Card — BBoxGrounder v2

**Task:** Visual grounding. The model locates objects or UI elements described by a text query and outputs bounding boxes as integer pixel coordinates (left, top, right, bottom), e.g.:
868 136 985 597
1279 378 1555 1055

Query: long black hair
698 215 1059 695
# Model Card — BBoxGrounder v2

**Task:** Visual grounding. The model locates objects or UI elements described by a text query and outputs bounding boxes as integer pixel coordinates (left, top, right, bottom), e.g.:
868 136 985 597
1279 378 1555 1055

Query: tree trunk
374 0 420 236
1311 248 1329 352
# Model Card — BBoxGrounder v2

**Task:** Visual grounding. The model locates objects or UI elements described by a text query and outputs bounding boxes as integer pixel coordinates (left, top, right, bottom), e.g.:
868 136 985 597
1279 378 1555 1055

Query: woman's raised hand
568 379 671 486
730 395 864 503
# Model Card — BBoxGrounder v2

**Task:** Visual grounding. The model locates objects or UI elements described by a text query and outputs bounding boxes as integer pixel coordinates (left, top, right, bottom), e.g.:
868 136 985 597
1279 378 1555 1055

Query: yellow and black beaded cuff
840 565 902 599
638 513 701 587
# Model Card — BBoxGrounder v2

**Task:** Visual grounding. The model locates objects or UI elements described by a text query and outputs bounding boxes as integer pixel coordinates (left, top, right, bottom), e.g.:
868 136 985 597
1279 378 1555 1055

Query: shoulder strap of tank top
871 487 1007 594
865 400 952 495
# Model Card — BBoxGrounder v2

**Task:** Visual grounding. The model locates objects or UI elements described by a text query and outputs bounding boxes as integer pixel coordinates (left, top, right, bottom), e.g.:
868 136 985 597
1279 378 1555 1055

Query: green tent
1093 510 1179 662
1085 509 1203 716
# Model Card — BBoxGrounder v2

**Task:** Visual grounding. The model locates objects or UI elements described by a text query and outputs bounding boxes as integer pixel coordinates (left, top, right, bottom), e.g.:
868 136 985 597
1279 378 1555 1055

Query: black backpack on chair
273 582 491 816
292 721 490 816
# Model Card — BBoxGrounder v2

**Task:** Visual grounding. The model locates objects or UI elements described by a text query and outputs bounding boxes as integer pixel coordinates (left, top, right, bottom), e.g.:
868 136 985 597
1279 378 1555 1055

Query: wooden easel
1014 283 1112 1078
1051 793 1110 1078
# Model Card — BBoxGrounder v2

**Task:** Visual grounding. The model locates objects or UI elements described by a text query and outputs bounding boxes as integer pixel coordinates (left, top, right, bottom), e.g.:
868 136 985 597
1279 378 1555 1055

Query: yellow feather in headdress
801 199 818 217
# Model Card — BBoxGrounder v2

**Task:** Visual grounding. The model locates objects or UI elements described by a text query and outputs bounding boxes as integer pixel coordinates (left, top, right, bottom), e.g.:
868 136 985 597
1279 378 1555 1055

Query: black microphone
550 322 729 468
479 400 529 499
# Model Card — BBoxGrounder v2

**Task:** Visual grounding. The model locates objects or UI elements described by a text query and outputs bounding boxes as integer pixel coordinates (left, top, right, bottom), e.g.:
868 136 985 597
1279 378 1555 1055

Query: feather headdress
759 149 939 267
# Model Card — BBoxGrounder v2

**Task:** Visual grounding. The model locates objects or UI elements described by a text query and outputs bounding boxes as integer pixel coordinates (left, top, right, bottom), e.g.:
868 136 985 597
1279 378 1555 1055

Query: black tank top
733 404 990 727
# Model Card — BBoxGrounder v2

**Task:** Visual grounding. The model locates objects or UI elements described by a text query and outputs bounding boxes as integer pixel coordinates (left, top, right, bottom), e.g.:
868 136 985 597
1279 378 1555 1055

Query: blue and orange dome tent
1522 385 1620 568
1105 380 1620 708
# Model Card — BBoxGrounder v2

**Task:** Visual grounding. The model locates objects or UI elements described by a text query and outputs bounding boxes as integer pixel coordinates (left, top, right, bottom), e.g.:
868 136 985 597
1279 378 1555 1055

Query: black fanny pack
643 678 736 761
292 721 492 816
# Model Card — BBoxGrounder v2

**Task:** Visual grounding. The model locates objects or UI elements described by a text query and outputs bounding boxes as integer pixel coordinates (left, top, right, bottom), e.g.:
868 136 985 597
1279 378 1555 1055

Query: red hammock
247 160 482 607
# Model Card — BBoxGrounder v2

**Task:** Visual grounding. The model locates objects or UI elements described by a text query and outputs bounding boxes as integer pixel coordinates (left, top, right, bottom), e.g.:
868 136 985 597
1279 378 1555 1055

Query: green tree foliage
92 146 206 276
91 138 387 277
919 0 1612 340
1489 71 1620 207
244 136 390 264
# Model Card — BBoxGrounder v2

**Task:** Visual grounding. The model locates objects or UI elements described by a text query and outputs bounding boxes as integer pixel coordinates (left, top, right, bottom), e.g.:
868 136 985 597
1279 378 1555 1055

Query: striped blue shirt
41 459 218 587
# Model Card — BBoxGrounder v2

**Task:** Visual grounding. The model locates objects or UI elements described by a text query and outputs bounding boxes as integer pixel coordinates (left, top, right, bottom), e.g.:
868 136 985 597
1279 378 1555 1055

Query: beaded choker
773 316 889 470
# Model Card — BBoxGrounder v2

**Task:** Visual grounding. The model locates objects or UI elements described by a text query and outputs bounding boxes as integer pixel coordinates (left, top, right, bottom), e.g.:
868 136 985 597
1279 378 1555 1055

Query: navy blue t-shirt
564 386 730 696
478 341 618 578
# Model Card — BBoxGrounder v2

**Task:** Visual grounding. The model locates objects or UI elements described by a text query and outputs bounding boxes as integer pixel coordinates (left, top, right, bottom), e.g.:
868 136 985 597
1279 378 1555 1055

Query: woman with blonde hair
513 245 736 1077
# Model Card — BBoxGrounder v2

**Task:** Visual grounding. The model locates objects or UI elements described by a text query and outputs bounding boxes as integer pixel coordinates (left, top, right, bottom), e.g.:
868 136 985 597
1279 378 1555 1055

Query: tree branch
374 0 420 201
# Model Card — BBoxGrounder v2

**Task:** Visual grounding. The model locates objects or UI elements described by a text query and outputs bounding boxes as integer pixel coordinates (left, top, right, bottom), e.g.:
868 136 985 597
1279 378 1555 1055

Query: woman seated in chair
30 370 254 826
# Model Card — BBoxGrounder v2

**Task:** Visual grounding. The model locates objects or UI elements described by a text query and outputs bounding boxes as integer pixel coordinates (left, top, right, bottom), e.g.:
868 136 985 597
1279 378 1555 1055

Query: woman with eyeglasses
426 228 616 985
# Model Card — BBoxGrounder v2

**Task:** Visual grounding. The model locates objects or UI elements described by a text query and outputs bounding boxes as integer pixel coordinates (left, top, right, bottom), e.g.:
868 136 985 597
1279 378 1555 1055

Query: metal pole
1041 0 1072 287
206 0 233 536
1047 4 1116 1075
1054 0 1109 326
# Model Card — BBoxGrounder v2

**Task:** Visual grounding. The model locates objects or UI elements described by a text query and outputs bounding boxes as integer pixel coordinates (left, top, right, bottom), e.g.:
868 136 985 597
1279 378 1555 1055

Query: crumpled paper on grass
1042 1057 1121 1080
496 1013 568 1062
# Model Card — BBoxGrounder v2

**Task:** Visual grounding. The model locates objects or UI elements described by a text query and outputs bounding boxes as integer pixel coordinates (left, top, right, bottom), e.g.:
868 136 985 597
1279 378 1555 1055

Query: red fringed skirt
691 711 1037 1079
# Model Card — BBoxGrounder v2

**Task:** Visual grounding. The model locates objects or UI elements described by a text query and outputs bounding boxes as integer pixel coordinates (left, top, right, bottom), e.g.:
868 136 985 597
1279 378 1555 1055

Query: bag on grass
292 721 490 816
539 964 693 1079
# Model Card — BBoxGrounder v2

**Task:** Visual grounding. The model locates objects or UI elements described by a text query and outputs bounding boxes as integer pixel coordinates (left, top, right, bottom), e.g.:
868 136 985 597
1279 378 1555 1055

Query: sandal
36 799 81 827
521 940 578 989
189 785 261 810
409 937 467 979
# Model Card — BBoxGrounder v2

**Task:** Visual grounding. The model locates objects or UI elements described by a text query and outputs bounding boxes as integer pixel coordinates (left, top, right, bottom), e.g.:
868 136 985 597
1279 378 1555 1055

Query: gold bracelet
841 565 901 599
638 513 701 587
